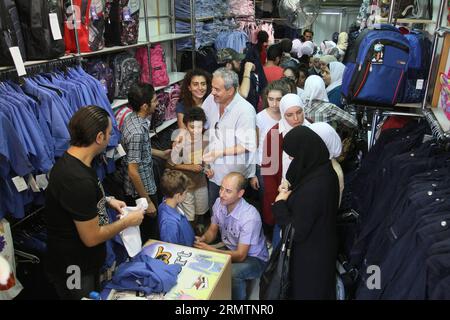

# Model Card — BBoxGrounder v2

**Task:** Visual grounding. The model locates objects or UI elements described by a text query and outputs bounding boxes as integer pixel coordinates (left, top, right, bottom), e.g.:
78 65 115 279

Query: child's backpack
399 30 432 103
152 91 169 129
166 84 181 120
88 0 106 51
113 52 140 98
342 24 411 107
86 59 115 102
114 105 133 131
0 0 27 66
136 45 170 87
15 0 65 60
105 0 140 47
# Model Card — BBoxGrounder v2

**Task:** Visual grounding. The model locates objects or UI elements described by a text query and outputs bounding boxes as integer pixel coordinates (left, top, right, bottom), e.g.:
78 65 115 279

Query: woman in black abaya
272 125 339 300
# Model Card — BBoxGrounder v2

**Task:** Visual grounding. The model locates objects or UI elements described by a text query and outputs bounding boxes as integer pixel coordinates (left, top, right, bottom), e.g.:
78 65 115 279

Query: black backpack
15 0 65 60
259 224 295 300
112 52 140 98
0 0 26 66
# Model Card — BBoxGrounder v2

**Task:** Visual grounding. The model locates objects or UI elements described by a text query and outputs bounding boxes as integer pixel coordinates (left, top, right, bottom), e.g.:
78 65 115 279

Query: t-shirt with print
45 152 109 275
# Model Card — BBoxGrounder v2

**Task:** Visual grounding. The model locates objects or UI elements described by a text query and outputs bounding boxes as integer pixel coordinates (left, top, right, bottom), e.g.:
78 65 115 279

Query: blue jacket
158 201 195 247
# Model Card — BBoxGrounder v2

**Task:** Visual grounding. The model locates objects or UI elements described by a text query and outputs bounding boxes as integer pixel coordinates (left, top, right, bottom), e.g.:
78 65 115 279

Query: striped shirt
305 100 357 129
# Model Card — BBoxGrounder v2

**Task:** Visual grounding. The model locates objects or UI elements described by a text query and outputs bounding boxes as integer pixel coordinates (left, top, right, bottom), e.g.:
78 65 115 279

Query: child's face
187 120 203 138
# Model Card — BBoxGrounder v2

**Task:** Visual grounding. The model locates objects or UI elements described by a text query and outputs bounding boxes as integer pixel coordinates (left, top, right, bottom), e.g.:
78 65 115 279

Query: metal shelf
155 72 186 91
431 107 450 133
78 42 150 58
375 17 435 24
150 33 193 44
111 99 129 110
0 54 77 72
150 118 177 138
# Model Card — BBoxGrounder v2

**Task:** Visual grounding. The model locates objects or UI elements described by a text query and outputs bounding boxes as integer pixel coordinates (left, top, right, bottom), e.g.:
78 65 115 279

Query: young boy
158 169 195 247
167 107 212 234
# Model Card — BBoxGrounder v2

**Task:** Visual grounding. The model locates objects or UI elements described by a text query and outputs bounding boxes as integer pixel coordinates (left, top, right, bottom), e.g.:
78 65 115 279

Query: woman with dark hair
176 69 212 129
272 125 339 300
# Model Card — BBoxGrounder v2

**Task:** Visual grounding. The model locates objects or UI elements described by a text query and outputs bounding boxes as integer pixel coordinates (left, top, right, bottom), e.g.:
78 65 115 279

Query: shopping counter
105 240 231 300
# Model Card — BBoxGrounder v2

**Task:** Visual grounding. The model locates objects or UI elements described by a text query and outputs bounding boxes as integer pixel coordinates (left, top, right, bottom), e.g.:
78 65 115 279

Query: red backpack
64 0 91 53
135 45 169 87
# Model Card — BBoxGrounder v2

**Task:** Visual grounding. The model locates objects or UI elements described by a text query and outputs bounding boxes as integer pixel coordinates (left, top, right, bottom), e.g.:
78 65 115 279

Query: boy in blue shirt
158 170 195 246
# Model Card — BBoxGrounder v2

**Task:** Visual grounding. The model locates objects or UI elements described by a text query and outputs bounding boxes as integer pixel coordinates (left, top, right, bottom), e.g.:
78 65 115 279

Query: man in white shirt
202 68 257 208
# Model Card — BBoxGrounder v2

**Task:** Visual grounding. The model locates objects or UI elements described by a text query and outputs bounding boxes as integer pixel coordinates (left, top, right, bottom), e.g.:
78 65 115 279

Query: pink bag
135 45 170 87
166 84 180 120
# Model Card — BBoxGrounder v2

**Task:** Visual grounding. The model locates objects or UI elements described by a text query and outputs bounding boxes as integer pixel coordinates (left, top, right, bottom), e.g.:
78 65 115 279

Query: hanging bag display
342 24 411 107
0 0 27 66
259 223 295 300
15 0 65 60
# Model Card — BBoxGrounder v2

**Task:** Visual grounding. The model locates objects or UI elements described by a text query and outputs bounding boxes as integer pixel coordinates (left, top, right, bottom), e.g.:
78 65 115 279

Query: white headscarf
291 40 314 58
320 41 336 55
326 61 346 93
309 122 342 159
302 75 329 107
278 93 311 179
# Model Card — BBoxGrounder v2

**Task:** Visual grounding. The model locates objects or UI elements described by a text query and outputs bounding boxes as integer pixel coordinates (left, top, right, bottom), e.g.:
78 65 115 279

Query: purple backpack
85 59 115 102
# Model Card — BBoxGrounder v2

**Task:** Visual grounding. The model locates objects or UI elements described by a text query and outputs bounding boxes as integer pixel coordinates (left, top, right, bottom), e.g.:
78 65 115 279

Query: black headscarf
283 126 330 189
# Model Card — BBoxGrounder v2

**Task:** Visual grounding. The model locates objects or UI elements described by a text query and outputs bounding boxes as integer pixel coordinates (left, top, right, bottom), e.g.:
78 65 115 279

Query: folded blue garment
104 252 182 295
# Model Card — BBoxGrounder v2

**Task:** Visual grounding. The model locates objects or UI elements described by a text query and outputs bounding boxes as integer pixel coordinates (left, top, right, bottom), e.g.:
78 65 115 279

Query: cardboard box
106 240 231 300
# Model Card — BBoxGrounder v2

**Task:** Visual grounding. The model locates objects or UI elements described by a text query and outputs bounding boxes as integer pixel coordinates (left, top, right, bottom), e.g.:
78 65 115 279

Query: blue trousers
232 256 267 300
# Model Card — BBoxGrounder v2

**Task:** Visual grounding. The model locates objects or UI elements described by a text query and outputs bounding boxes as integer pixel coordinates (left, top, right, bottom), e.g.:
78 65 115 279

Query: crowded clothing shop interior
1 0 450 301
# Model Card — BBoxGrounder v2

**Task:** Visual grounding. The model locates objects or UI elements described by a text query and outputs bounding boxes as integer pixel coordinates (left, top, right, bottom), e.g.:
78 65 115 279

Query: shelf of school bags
111 71 186 110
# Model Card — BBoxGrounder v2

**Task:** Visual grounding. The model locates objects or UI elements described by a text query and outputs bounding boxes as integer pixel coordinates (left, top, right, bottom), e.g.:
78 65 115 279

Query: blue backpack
399 30 432 103
342 25 411 107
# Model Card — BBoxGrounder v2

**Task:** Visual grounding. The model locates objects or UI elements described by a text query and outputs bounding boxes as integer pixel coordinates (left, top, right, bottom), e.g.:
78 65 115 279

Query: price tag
9 47 26 76
116 144 127 158
416 79 424 90
106 148 115 159
12 176 29 192
36 174 49 190
27 175 41 193
49 13 63 40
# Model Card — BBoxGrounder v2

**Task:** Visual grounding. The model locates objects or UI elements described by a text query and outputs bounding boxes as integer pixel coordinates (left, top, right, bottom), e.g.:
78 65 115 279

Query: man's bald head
223 172 247 192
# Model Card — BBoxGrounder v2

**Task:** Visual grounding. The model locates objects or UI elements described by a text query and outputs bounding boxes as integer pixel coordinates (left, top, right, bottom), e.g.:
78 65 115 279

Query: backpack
399 30 432 103
342 24 411 107
152 91 169 129
86 59 115 102
135 45 170 87
260 224 295 300
113 52 140 98
64 0 91 53
166 84 180 120
88 0 106 51
105 0 139 47
114 105 133 131
15 0 65 60
0 0 27 66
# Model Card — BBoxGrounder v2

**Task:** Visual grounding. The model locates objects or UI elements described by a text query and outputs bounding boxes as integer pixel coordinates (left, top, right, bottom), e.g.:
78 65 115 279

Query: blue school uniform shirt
158 201 195 247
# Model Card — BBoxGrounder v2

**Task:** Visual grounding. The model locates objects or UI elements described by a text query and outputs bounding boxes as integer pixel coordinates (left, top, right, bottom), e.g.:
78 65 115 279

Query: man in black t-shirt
45 106 144 300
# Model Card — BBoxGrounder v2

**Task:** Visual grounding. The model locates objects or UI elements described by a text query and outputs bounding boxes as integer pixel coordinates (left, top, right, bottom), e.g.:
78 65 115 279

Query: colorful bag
166 84 180 120
86 59 115 102
105 0 139 47
88 0 105 51
136 45 170 88
64 0 91 53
